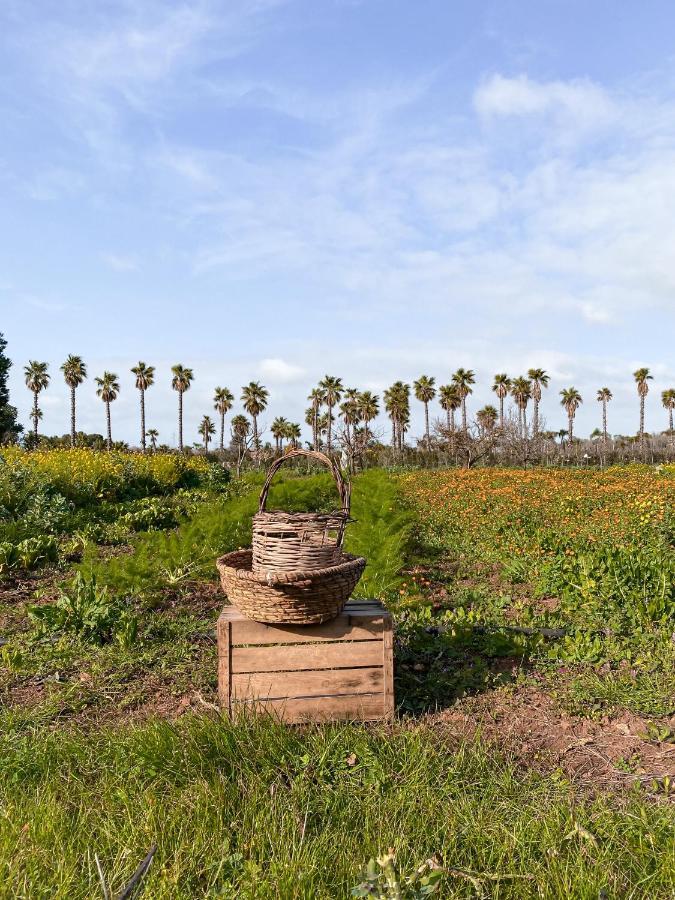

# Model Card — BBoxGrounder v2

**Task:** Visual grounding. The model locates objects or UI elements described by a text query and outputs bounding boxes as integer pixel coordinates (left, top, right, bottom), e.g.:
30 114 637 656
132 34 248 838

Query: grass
1 715 674 899
2 465 675 898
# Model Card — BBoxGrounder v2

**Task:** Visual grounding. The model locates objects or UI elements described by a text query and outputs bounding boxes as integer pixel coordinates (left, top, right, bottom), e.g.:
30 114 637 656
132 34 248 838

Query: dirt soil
432 686 675 794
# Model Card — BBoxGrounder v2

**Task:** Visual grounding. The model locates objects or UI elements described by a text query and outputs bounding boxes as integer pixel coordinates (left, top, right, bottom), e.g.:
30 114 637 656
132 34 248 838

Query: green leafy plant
28 573 137 647
352 851 445 898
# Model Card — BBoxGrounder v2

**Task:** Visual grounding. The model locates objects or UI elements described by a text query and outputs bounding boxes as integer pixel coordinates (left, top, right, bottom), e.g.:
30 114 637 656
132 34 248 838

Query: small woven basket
216 549 366 624
252 449 351 575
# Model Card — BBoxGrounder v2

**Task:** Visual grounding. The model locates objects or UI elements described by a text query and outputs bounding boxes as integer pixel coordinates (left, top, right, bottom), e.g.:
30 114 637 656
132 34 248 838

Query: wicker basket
252 449 351 575
216 549 366 624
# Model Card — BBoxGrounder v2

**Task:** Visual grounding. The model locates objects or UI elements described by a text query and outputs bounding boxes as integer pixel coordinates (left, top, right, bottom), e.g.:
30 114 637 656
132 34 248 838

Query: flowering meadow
0 448 230 579
0 447 216 503
398 466 675 716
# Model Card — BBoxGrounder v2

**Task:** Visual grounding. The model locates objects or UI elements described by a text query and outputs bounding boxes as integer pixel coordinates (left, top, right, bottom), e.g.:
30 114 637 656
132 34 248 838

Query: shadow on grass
392 539 536 715
393 619 530 715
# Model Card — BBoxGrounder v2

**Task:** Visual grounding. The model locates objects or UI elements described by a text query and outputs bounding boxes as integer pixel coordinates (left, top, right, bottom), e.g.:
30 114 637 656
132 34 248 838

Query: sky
2 0 675 446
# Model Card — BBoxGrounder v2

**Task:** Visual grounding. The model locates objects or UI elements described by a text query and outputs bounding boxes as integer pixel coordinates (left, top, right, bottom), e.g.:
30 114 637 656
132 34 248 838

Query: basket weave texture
216 549 366 625
252 449 351 575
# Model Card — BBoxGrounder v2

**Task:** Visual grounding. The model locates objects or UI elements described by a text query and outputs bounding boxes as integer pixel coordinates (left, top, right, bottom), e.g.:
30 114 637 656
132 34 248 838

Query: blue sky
2 0 675 445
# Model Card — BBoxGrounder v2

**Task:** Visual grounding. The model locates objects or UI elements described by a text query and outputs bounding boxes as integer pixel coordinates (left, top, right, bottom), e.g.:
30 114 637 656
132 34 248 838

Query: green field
1 453 674 898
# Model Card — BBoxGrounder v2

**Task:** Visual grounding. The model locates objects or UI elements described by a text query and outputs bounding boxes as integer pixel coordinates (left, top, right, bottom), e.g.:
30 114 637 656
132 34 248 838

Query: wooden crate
217 599 394 723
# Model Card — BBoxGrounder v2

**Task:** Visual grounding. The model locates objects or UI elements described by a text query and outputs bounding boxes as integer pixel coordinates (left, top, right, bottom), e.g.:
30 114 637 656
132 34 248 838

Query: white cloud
474 73 616 126
259 358 305 383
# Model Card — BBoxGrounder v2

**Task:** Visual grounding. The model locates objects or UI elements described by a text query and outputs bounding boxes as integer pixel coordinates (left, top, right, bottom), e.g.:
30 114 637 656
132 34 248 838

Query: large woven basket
217 549 366 624
252 449 351 575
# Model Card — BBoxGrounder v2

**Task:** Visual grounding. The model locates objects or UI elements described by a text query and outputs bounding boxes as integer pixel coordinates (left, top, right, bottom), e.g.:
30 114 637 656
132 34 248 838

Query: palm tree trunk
602 401 607 443
451 409 456 432
178 390 183 451
568 413 574 442
639 395 645 444
106 400 112 450
140 389 146 452
253 414 259 464
461 397 467 434
523 408 528 439
446 408 451 431
327 404 333 452
70 386 76 447
391 419 396 448
345 419 351 446
670 408 674 449
219 412 225 451
533 399 539 437
424 402 430 449
499 395 504 429
33 390 39 438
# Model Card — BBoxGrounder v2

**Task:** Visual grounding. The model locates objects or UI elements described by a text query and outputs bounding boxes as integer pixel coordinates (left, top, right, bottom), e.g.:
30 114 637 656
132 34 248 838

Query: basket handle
258 449 351 516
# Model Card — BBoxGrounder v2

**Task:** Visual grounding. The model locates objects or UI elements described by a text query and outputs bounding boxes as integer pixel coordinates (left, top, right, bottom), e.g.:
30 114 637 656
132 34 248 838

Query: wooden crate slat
231 693 387 723
231 666 384 700
228 617 383 646
383 614 395 719
231 640 383 673
217 618 231 710
217 598 393 722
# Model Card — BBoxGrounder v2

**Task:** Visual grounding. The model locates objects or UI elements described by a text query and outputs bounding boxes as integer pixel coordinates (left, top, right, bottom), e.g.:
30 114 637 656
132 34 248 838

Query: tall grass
1 715 672 899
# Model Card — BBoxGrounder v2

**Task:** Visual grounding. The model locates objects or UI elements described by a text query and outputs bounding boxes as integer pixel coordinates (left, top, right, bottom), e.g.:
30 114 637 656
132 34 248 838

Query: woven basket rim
216 548 365 585
253 509 349 522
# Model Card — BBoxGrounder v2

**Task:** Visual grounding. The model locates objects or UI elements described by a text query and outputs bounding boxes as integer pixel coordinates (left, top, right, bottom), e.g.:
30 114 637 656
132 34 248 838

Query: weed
28 573 138 647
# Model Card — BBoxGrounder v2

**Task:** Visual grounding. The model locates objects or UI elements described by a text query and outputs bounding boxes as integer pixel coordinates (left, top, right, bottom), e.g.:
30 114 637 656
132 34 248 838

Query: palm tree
146 428 159 452
383 383 402 448
318 376 343 453
287 422 301 449
241 381 269 459
60 355 87 447
24 361 50 440
271 416 290 454
382 381 411 452
358 391 379 439
231 414 251 447
341 388 361 445
171 364 194 451
213 387 234 451
560 387 582 442
528 368 549 437
492 374 511 429
413 375 436 449
198 415 216 452
95 372 120 450
510 376 532 438
661 389 675 447
476 404 498 434
131 362 155 452
317 411 334 447
633 368 653 448
438 384 461 433
452 368 476 434
307 387 325 450
596 388 612 444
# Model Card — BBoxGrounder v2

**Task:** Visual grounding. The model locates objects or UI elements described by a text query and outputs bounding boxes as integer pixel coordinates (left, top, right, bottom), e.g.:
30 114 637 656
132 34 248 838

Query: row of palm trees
24 357 272 452
22 358 675 452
